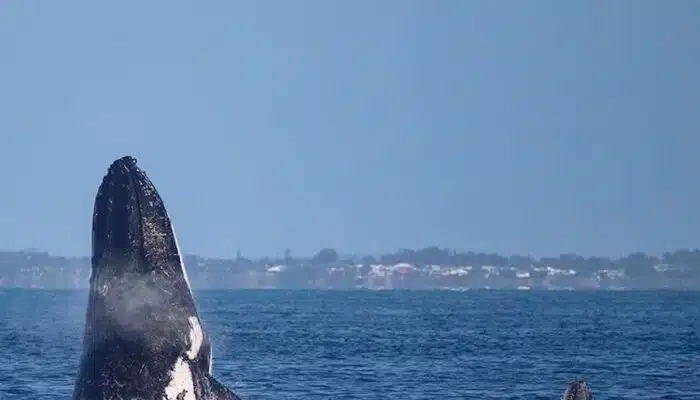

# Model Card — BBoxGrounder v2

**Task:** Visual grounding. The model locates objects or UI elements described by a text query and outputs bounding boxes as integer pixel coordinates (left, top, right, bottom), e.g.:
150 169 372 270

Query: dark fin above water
563 380 593 400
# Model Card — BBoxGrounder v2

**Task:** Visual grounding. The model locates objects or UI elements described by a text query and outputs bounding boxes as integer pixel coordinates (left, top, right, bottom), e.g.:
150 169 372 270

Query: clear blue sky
0 1 698 259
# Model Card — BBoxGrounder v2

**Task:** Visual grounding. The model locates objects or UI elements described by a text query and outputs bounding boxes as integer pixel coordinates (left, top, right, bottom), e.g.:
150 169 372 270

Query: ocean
0 289 698 399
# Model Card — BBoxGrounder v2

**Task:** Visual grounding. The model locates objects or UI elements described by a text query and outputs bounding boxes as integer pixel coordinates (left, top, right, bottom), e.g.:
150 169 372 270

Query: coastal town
0 247 698 290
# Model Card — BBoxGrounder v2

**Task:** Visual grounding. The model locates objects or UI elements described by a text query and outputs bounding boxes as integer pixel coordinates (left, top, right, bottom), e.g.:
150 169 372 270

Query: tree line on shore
223 246 699 276
1 247 699 277
1 247 699 289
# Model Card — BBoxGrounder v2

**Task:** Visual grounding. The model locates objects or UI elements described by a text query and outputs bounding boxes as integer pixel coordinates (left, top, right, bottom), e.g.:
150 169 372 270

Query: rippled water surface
0 289 698 399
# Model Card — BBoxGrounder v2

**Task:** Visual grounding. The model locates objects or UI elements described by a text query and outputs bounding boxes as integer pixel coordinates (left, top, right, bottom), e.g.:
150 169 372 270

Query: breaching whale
562 380 593 400
73 156 241 400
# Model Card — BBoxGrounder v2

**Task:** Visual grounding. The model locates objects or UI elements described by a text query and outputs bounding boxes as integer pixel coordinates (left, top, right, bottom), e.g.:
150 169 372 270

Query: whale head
74 156 241 400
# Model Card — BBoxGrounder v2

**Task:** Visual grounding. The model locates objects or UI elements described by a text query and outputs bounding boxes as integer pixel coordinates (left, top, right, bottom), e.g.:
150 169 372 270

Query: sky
0 1 698 259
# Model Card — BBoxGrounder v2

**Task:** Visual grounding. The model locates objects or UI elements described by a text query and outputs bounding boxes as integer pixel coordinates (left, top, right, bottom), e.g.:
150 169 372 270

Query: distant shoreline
2 287 699 293
1 248 699 290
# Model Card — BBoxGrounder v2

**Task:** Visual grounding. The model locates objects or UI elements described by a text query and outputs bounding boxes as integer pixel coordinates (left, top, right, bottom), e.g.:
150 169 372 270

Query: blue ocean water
0 289 698 399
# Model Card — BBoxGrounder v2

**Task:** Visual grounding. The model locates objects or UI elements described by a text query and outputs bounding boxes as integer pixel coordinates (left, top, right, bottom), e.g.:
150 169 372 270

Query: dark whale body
73 156 241 400
563 380 593 400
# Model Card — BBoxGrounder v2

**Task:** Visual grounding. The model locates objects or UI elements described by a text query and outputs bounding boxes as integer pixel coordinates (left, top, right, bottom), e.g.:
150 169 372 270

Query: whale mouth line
124 157 147 271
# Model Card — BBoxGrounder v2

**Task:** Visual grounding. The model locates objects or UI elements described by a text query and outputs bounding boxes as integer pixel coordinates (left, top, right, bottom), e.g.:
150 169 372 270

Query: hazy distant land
1 247 698 290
